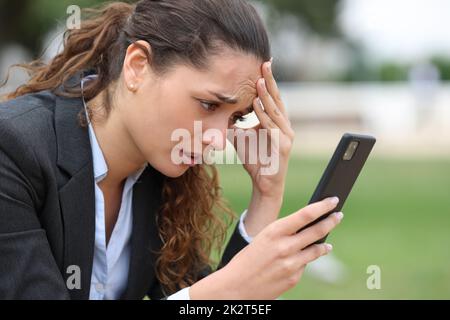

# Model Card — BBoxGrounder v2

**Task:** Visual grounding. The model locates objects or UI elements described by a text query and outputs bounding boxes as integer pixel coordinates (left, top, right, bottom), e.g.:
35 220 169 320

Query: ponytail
1 2 134 102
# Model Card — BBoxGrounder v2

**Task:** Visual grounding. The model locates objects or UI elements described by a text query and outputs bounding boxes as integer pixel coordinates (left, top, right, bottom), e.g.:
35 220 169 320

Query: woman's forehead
194 53 262 96
207 51 262 82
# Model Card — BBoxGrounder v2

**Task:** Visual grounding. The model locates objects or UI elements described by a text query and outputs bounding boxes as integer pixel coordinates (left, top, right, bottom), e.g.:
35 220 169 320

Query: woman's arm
147 217 250 300
189 197 343 299
243 190 283 238
0 122 69 299
230 59 295 239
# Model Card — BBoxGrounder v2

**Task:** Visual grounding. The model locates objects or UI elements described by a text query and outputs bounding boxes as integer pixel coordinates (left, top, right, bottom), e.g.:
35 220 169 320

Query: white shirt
81 76 253 300
87 121 148 299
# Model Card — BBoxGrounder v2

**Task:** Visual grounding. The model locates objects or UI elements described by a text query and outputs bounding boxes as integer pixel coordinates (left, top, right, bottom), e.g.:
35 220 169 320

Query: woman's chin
158 162 192 178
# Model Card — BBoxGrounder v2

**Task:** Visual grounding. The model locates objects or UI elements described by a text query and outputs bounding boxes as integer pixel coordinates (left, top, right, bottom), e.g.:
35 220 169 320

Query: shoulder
0 91 57 148
0 90 56 122
0 90 58 176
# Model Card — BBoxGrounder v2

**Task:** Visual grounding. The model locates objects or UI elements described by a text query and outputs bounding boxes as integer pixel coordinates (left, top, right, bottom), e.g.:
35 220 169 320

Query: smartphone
297 133 376 244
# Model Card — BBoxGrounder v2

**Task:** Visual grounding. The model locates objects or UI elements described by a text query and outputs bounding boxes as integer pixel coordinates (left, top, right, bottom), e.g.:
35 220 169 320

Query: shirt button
95 283 105 293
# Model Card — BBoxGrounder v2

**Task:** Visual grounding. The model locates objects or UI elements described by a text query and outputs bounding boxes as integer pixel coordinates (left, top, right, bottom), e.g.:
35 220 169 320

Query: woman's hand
229 58 295 237
190 197 343 300
231 58 294 198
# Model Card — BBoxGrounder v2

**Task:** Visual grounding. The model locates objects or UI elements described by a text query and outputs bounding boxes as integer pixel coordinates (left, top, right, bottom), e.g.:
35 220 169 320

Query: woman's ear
123 40 153 92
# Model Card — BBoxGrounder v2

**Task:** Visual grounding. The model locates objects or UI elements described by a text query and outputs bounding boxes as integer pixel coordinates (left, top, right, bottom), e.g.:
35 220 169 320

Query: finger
297 243 333 267
262 59 287 117
227 124 262 151
226 124 238 150
231 127 259 164
257 78 293 135
279 197 340 235
253 96 277 130
291 211 343 251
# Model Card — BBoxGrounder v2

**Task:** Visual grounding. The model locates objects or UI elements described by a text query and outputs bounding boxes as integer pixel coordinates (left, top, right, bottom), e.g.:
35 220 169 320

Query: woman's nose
202 127 228 151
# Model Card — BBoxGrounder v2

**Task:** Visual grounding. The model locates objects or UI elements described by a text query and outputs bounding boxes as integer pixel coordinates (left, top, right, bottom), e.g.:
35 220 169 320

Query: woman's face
119 43 264 178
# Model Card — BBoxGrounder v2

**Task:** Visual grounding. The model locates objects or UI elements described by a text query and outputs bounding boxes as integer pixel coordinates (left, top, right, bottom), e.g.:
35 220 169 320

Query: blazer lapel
53 73 165 300
54 89 96 300
121 166 165 299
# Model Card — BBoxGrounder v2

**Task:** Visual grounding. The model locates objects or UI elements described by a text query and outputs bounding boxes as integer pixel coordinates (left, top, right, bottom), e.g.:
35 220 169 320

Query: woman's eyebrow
207 90 239 104
206 90 254 113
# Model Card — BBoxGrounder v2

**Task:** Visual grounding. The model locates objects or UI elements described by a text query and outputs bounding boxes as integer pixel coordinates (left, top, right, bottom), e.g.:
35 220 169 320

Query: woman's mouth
179 149 202 167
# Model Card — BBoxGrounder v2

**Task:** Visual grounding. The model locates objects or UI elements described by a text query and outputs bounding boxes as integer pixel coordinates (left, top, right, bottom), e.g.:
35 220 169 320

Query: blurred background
1 0 449 299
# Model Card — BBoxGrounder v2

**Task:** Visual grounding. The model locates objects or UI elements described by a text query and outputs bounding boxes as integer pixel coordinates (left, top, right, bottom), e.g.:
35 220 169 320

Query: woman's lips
179 149 202 166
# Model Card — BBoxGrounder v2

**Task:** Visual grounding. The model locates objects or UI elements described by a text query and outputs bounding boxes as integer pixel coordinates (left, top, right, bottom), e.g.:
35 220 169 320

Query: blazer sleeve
0 122 70 299
147 220 249 299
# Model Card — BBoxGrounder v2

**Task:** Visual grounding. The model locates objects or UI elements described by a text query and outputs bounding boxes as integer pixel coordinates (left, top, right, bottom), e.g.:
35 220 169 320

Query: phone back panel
300 133 376 243
309 133 376 207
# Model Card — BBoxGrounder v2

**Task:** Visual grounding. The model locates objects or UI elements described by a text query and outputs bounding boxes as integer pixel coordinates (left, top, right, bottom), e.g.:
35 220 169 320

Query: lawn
216 156 450 299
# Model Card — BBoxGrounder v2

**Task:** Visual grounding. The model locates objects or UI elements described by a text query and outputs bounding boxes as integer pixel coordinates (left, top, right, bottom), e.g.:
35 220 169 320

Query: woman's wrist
251 186 284 205
244 188 283 237
189 267 239 300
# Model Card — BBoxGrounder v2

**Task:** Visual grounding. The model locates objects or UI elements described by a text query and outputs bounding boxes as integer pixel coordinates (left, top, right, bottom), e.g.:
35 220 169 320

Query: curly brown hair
1 0 271 295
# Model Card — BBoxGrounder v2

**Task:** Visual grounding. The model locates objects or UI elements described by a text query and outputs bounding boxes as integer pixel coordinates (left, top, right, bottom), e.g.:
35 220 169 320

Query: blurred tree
0 0 105 55
262 0 340 36
377 62 410 82
336 41 376 82
0 0 340 56
431 56 450 81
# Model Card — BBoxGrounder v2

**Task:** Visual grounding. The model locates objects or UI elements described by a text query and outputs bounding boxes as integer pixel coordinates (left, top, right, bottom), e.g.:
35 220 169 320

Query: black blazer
0 80 249 300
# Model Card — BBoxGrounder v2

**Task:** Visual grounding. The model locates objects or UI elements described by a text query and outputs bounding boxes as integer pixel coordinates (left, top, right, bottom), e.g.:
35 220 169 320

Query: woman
0 0 343 300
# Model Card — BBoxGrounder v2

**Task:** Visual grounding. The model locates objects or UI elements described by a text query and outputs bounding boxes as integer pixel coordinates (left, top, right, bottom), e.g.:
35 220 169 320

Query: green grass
216 156 450 299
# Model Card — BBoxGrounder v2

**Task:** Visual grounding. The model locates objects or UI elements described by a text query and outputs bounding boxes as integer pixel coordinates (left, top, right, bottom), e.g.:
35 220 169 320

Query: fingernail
325 243 333 252
335 211 344 221
256 97 264 109
266 61 272 73
329 196 339 205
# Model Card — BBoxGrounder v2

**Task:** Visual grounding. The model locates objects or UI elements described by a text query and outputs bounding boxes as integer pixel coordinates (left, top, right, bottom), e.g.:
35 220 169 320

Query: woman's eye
199 100 247 124
232 114 246 124
200 101 219 111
